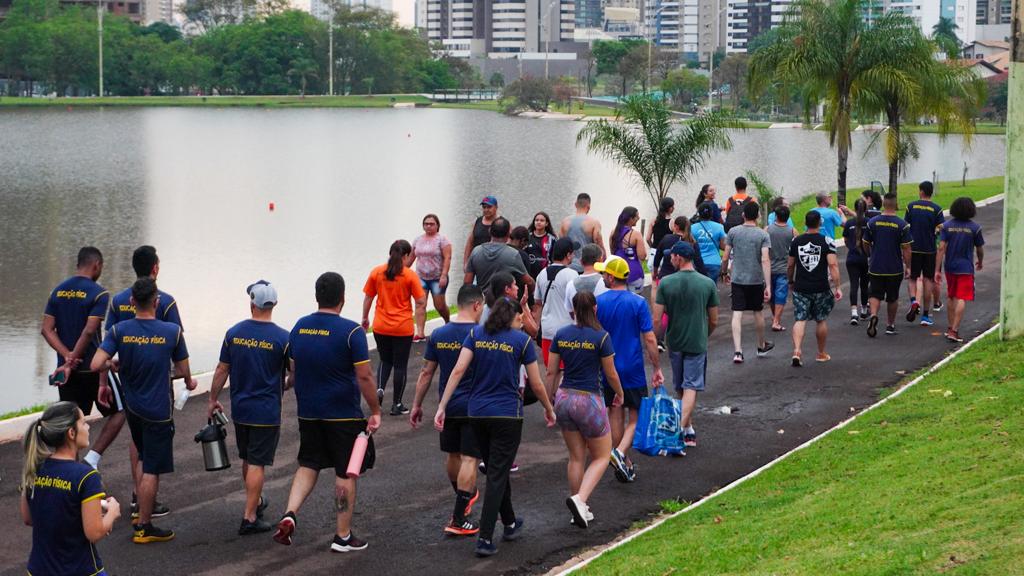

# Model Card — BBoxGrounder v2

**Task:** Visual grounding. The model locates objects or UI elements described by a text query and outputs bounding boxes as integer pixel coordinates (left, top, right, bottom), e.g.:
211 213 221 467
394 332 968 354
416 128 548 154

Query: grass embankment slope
0 95 431 108
785 176 1004 236
582 333 1024 575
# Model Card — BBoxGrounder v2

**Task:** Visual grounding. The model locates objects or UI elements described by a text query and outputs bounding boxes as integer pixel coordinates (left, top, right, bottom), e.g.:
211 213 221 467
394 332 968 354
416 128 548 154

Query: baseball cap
480 195 498 207
550 237 580 261
594 256 630 280
246 280 278 309
670 240 696 260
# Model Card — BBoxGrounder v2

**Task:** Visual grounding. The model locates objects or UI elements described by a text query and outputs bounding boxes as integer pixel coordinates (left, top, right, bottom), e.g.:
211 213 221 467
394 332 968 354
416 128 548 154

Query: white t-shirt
563 272 609 317
534 265 579 340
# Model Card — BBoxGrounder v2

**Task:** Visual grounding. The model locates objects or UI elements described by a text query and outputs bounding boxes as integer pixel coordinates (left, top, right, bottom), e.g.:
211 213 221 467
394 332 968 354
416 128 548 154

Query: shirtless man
560 193 605 272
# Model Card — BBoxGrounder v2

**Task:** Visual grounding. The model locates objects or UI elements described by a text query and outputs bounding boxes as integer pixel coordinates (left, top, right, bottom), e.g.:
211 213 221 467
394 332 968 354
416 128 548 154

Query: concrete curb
548 323 1001 575
0 315 450 444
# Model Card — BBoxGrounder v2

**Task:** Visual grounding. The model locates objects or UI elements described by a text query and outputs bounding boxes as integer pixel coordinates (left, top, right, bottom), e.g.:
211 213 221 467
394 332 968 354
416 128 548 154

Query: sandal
772 325 787 332
815 353 831 363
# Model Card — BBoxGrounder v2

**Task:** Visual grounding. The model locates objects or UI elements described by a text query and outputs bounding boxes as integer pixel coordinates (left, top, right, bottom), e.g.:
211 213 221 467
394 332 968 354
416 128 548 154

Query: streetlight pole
97 0 104 96
646 4 666 94
707 3 725 111
328 13 334 96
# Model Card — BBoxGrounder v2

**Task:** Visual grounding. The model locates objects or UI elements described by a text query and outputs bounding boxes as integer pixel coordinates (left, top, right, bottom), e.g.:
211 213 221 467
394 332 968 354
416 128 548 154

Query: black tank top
472 217 491 248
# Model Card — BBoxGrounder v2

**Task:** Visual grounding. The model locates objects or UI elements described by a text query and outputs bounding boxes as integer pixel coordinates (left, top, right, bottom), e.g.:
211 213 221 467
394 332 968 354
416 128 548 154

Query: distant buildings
419 0 576 57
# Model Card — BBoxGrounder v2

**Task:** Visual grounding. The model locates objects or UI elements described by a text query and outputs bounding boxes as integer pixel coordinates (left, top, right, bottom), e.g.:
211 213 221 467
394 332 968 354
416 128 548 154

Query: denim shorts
703 264 721 284
420 277 446 296
771 273 789 305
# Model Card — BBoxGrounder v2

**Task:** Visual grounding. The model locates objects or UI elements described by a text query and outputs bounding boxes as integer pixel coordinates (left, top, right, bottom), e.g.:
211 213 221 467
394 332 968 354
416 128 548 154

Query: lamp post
328 7 334 96
707 3 726 111
646 4 667 94
97 0 104 96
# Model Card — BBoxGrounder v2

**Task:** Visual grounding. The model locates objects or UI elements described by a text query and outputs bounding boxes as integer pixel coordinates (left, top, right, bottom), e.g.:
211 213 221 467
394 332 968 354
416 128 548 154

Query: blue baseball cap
670 241 696 260
480 195 498 207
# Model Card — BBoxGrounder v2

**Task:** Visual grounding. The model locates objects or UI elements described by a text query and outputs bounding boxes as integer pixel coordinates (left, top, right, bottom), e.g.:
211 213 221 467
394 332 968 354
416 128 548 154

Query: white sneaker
566 495 589 528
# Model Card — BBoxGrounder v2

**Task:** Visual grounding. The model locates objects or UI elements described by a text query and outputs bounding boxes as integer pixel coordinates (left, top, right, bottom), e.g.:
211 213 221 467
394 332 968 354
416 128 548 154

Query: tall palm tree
748 0 918 205
576 95 737 213
931 16 962 59
861 25 985 193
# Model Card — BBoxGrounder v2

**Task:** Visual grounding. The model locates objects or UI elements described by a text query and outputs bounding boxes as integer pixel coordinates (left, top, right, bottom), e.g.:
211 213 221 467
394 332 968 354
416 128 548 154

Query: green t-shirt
656 270 719 354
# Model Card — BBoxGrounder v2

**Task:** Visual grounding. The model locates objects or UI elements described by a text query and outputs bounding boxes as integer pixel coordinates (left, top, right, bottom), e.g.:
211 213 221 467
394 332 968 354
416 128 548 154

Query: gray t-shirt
768 223 794 276
727 224 771 285
466 242 528 294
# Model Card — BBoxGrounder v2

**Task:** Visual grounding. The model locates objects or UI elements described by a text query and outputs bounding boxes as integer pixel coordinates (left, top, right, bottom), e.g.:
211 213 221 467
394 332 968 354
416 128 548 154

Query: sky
394 0 414 27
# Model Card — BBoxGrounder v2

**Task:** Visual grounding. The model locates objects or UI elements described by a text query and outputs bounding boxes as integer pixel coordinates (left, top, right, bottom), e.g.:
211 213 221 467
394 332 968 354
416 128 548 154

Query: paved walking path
0 202 1004 576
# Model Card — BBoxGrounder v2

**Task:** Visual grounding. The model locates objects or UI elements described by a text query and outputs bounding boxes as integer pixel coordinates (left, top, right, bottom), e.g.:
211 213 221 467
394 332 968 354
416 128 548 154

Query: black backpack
724 195 754 231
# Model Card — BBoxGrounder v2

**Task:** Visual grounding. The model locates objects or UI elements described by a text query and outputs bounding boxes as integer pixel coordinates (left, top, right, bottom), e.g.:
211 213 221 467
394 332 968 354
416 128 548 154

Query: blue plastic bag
633 386 686 457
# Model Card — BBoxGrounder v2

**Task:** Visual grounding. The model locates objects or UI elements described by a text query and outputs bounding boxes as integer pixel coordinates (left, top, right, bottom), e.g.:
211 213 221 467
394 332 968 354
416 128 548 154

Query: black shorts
603 386 648 409
58 371 122 417
127 411 174 475
910 253 936 280
297 419 375 478
235 423 280 467
869 274 903 303
730 283 766 312
439 417 480 458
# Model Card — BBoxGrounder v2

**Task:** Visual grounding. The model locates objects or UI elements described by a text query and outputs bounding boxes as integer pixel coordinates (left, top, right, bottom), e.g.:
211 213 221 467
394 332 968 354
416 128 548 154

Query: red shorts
540 338 565 370
946 273 975 301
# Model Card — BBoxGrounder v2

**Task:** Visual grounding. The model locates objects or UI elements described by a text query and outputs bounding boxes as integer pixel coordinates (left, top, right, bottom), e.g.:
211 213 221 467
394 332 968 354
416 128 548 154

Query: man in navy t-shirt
92 277 195 544
208 280 291 536
595 257 663 482
410 285 485 536
274 272 382 553
904 181 945 325
863 193 913 337
41 247 125 471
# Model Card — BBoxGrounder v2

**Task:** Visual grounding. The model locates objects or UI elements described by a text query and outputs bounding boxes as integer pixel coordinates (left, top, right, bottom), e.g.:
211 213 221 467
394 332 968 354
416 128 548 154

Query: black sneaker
502 518 524 541
130 498 170 519
756 341 775 357
885 325 898 336
331 532 368 553
256 496 268 518
657 340 666 353
732 351 744 364
390 403 410 416
933 302 943 312
478 461 487 475
132 523 175 544
475 538 497 557
376 388 384 406
444 517 479 536
867 315 879 338
238 518 273 535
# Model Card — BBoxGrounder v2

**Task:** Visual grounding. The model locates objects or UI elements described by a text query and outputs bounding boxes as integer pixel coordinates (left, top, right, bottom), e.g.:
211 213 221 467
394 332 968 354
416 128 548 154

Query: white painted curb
0 316 450 444
550 323 1000 576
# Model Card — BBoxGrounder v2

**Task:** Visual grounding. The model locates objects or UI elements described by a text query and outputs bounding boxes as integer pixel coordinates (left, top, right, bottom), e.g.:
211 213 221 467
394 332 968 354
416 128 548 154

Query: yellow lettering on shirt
554 339 597 351
434 341 462 351
911 205 935 213
55 290 88 299
232 337 276 351
118 304 136 314
945 227 973 234
297 328 331 336
875 221 900 229
475 340 515 353
34 475 73 491
121 335 168 345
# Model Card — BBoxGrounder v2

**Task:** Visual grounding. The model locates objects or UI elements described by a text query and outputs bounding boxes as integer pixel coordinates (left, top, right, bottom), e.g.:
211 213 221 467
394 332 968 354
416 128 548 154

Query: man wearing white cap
208 280 292 535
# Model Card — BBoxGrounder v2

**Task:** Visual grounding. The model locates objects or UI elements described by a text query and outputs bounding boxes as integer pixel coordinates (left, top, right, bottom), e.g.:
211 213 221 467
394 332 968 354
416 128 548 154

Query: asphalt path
0 202 1004 576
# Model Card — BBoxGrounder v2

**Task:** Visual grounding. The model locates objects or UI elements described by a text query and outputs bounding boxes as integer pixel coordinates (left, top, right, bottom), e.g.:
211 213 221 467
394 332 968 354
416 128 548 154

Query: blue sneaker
502 518 524 541
920 315 934 327
475 538 497 557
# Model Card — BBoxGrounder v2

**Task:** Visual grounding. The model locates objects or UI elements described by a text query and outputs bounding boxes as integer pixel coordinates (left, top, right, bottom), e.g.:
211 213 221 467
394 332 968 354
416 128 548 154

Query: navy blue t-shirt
596 290 653 389
463 327 537 418
106 287 182 330
905 199 944 253
940 219 985 274
219 319 290 426
100 318 188 422
44 276 109 370
842 218 869 265
289 312 369 421
27 459 106 576
424 321 476 418
550 324 615 395
864 214 912 275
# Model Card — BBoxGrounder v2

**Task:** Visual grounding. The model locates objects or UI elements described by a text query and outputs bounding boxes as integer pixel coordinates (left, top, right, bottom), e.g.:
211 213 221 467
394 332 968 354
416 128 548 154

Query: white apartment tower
419 0 575 57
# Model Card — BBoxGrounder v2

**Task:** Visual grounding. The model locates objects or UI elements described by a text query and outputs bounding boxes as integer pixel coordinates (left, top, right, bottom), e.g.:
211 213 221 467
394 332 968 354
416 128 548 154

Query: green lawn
0 94 432 108
784 176 1005 236
0 403 49 421
582 332 1024 575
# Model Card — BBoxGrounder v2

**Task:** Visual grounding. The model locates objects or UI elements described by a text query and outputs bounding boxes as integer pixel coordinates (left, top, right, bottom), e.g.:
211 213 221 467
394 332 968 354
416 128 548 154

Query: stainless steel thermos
195 411 231 472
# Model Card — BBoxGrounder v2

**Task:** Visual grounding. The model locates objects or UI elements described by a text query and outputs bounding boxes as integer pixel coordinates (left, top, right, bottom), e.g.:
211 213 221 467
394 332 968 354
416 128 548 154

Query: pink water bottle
346 432 370 478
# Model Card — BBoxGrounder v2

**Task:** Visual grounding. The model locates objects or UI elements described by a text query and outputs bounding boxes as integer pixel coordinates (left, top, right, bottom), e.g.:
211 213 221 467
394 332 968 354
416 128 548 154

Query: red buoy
269 202 275 211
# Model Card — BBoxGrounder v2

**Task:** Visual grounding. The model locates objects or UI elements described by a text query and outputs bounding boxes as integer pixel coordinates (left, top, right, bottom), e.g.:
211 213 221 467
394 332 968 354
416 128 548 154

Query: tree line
0 0 478 96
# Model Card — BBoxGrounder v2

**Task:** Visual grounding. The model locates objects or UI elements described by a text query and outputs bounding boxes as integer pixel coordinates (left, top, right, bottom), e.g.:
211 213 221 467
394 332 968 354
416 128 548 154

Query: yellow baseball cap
594 256 630 280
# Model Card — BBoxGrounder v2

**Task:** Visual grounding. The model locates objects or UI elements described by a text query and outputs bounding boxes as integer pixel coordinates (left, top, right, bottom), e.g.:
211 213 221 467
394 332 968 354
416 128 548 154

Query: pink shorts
554 388 610 439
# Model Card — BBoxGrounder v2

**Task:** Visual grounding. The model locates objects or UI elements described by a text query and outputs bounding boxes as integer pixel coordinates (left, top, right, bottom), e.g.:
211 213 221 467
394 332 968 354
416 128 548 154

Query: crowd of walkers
22 180 987 573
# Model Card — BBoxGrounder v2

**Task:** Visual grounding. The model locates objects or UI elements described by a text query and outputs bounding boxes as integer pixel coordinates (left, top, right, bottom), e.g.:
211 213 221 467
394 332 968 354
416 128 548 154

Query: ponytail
696 184 711 209
854 199 867 253
572 291 601 330
674 216 693 243
484 296 522 335
22 401 79 492
385 240 412 281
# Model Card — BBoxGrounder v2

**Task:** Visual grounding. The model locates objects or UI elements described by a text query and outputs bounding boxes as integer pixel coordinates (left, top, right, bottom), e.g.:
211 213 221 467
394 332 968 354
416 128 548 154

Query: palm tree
576 95 737 212
861 26 985 193
748 0 919 206
932 17 962 59
287 58 319 98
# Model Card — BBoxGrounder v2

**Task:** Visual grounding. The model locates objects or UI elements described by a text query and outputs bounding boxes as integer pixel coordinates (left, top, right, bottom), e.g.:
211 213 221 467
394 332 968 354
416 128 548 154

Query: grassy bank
784 176 1005 236
0 95 432 108
581 332 1024 575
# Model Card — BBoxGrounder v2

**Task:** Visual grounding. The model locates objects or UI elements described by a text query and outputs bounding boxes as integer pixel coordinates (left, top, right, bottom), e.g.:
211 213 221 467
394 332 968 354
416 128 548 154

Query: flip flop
815 354 831 363
772 325 787 332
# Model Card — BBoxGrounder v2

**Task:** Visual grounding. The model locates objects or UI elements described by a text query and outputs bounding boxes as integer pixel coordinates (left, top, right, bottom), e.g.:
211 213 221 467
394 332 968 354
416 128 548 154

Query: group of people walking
21 180 987 573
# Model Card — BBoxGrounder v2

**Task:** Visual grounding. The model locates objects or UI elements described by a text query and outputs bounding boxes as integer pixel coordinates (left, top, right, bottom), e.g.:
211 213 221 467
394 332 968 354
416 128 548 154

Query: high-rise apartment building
975 0 1011 24
646 0 700 56
420 0 575 57
726 0 793 53
575 0 601 27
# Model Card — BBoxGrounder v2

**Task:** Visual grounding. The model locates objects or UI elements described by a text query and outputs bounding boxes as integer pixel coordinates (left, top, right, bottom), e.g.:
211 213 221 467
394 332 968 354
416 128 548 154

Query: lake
0 107 1006 413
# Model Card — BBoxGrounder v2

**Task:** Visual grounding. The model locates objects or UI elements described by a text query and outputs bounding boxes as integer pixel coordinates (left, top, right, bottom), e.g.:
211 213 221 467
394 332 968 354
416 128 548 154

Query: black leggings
375 334 412 406
846 260 870 307
471 418 523 541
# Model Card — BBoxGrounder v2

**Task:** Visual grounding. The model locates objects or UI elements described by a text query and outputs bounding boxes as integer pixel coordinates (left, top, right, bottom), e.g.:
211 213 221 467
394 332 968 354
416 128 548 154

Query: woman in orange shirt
363 240 428 416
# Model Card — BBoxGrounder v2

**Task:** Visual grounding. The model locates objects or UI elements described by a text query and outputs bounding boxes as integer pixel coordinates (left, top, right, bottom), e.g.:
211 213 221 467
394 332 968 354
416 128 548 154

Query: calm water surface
0 107 1006 413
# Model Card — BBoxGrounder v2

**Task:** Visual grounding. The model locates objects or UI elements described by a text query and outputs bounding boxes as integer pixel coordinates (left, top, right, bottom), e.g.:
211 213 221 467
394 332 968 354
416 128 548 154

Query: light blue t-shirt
811 207 844 239
693 220 726 266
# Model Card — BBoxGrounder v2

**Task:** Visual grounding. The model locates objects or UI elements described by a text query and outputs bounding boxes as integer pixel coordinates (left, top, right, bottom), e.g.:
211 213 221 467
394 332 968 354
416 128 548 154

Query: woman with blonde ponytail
20 401 120 575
